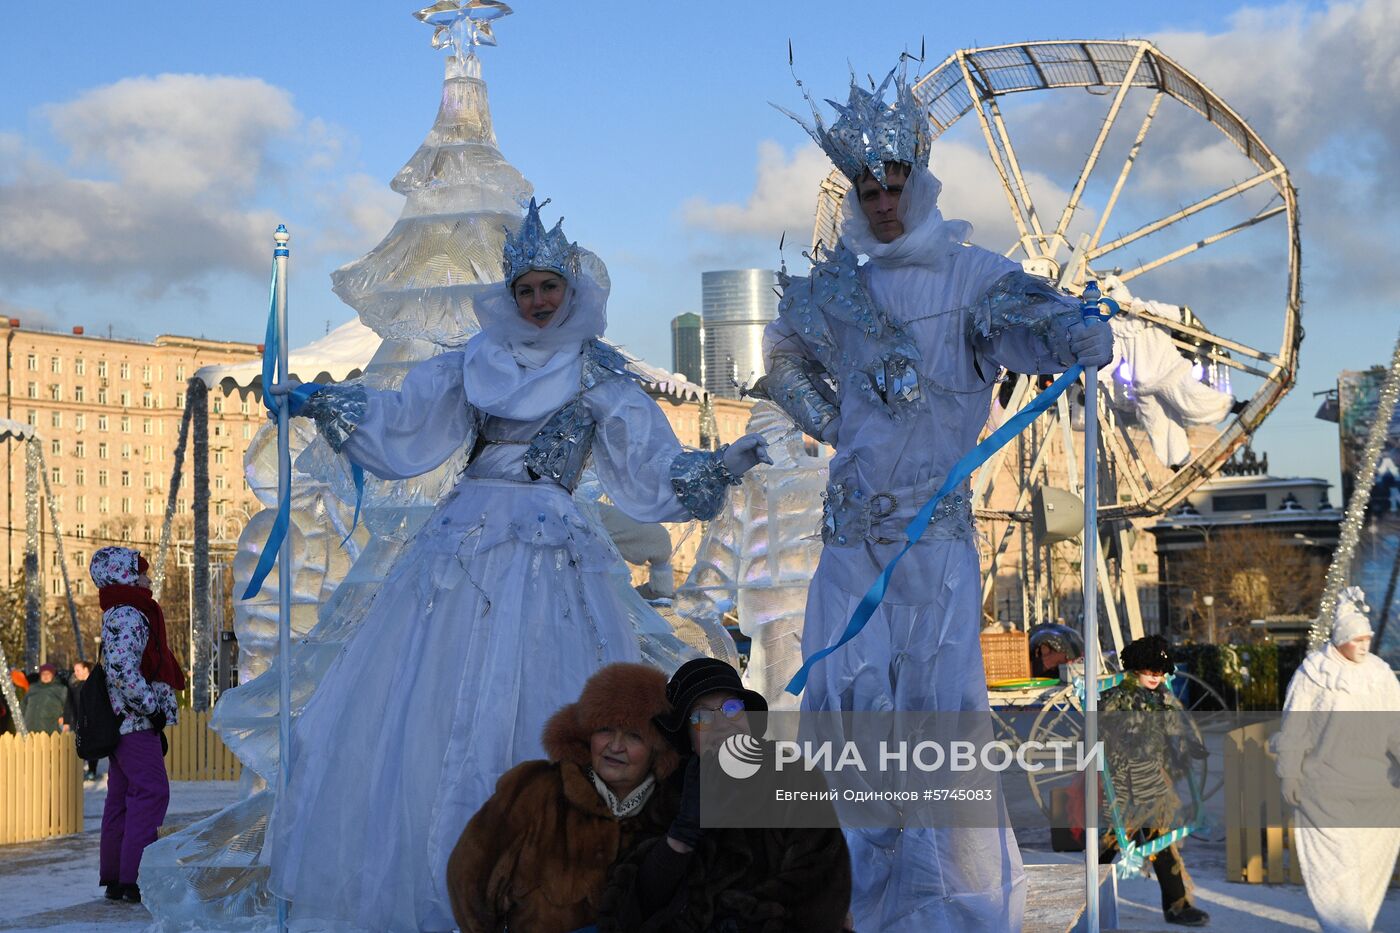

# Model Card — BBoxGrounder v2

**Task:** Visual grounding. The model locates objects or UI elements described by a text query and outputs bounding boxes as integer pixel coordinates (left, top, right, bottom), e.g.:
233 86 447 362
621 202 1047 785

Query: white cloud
0 73 391 297
0 297 57 329
680 141 831 239
312 172 404 256
44 74 298 199
930 140 1096 257
1143 0 1400 305
679 135 1093 262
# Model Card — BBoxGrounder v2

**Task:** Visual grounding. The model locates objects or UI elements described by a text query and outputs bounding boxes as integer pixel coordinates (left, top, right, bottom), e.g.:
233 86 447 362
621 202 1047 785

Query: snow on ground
0 772 242 932
3 753 1398 931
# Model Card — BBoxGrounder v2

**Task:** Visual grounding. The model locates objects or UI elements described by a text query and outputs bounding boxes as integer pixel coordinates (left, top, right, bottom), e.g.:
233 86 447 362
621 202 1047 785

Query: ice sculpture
676 401 830 714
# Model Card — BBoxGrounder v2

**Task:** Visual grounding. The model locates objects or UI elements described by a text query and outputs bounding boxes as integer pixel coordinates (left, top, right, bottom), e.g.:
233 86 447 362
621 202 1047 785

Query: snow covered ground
0 774 242 932
2 767 1397 931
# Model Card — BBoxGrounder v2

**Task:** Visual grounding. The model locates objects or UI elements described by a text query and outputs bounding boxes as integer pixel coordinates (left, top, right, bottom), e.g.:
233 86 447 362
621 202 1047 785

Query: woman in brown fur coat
446 662 680 933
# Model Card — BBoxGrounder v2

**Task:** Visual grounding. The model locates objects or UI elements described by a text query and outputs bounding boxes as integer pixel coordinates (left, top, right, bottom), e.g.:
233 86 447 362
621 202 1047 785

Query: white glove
1066 318 1115 368
721 434 773 478
266 376 304 397
1280 777 1302 807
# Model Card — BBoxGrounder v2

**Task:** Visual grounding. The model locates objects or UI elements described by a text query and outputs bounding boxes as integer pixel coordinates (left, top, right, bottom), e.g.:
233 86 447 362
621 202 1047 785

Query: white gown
1276 646 1400 933
268 347 719 932
764 168 1087 932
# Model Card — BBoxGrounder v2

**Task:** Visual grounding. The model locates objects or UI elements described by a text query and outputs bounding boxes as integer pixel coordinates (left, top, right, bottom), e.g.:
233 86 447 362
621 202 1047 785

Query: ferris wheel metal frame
811 39 1302 645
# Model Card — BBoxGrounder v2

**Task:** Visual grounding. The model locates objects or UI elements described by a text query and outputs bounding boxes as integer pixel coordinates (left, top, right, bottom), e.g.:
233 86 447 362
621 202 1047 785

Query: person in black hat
653 657 770 756
1098 636 1210 927
599 657 852 932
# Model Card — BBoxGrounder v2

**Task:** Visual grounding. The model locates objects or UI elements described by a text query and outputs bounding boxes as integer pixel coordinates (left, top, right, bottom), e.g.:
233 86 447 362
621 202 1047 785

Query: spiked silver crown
502 198 581 284
777 61 931 187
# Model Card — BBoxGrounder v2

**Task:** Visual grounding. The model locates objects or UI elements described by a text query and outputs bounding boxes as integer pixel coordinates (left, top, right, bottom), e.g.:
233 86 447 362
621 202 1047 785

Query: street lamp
1202 594 1217 644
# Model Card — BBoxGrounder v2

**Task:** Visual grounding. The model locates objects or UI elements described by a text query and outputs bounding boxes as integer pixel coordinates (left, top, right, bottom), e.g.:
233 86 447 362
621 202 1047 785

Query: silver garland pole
1309 327 1400 650
0 636 25 735
152 389 196 600
24 436 42 669
37 445 85 662
190 377 211 710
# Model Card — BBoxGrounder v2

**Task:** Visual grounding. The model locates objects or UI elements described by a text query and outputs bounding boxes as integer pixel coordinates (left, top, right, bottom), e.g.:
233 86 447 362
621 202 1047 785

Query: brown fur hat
541 662 680 780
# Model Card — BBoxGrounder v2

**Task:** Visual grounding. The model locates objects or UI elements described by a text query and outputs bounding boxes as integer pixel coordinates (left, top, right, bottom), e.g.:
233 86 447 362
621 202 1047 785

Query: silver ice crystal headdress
776 57 931 188
502 198 582 285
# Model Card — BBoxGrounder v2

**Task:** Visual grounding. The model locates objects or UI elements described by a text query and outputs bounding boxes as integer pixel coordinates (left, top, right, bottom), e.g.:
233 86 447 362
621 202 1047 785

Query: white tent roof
195 316 707 402
613 346 707 402
195 318 381 392
0 418 36 442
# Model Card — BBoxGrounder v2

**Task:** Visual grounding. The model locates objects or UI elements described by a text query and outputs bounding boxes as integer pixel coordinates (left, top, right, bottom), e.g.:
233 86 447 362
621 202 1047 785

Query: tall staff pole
1081 281 1106 931
272 225 292 933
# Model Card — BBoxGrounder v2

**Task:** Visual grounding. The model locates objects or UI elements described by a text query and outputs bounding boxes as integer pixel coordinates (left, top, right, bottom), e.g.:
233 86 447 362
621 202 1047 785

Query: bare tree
1170 527 1327 639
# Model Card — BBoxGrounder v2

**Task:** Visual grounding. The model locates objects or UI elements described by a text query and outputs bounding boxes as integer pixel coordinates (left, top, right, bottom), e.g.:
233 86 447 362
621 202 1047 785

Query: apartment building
0 318 263 601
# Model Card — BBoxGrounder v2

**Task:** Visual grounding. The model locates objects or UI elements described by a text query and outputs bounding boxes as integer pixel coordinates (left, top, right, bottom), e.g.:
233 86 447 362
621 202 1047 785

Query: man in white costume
1100 276 1239 469
762 63 1115 930
1275 587 1400 933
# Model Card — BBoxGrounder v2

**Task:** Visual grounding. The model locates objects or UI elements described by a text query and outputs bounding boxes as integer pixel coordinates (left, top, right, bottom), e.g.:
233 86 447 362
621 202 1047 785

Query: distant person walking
91 546 185 903
21 663 67 733
64 661 99 779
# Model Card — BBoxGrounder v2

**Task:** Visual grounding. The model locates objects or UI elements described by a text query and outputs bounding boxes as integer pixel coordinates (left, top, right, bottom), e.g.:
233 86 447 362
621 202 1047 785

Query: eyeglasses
689 697 746 730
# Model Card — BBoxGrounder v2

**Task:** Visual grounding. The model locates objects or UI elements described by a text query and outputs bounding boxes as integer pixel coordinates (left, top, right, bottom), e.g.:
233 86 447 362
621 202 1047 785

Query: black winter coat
599 745 852 933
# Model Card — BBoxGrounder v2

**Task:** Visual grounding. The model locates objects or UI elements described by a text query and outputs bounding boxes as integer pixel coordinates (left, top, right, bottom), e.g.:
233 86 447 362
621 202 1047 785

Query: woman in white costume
266 200 769 932
765 63 1114 931
1275 587 1400 933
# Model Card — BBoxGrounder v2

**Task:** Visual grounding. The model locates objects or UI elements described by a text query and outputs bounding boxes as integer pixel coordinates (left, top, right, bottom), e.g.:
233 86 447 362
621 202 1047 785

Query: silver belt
821 478 973 547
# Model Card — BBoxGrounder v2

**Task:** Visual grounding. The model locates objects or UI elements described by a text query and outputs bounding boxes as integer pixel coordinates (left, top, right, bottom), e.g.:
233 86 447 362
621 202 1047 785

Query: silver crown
502 198 581 284
777 59 931 187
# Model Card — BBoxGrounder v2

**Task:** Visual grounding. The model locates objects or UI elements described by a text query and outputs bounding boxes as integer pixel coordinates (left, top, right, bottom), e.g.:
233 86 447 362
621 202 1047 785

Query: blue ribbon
239 260 364 600
785 292 1119 695
241 260 287 601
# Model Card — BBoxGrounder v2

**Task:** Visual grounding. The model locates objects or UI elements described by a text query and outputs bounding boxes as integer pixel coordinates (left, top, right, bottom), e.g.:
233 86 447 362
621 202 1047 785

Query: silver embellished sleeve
763 354 839 441
293 383 368 454
967 270 1082 366
669 445 742 521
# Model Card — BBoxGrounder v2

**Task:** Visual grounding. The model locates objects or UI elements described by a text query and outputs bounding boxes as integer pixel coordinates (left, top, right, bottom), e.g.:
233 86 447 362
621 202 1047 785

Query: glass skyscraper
670 312 703 385
700 269 778 400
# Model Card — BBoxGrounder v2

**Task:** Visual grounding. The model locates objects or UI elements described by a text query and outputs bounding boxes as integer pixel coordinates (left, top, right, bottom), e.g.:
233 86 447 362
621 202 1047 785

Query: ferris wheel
812 40 1301 643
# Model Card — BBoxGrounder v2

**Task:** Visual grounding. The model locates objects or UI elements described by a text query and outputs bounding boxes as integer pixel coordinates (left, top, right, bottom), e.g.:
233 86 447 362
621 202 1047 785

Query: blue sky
1 0 1395 491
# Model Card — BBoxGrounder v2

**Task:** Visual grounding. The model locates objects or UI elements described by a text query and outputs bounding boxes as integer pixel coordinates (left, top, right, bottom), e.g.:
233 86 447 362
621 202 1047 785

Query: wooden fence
0 731 84 844
163 708 241 781
1225 721 1400 885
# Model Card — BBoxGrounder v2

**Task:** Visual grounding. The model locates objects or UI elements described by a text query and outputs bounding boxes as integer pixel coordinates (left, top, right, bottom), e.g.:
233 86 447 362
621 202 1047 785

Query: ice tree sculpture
676 401 831 715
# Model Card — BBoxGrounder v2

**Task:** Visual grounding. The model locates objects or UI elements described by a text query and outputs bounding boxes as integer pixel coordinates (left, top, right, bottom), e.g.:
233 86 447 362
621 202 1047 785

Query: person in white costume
1099 276 1238 469
764 63 1115 931
1275 587 1400 933
264 199 770 932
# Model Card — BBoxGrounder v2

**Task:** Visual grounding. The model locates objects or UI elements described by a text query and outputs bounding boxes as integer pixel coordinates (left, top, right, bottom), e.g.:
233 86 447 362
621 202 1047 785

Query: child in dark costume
1099 635 1210 927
